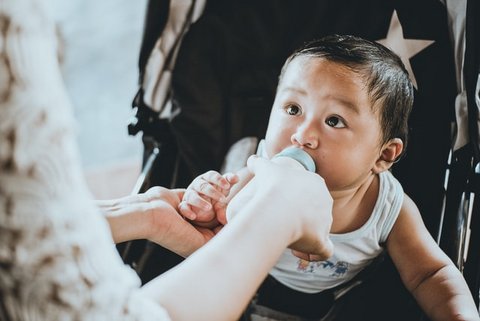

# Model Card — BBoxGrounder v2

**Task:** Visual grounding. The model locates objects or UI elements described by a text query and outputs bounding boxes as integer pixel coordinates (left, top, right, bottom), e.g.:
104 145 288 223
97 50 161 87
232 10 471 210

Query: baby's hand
179 170 238 227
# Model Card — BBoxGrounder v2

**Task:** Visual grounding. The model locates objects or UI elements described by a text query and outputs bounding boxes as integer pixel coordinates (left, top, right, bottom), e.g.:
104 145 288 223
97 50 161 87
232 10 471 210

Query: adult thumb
246 155 269 174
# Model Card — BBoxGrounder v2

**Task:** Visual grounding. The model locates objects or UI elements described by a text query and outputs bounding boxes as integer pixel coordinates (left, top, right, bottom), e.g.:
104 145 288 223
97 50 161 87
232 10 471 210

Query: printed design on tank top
296 259 350 277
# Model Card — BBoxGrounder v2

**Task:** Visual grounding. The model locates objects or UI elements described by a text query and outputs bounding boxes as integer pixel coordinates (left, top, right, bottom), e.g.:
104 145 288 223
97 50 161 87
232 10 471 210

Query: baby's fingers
223 172 239 185
178 201 198 220
193 174 229 202
291 250 324 262
183 189 213 212
214 202 228 225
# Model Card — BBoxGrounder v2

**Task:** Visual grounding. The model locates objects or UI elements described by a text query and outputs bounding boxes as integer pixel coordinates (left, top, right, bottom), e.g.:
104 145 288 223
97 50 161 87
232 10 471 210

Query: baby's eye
285 105 302 116
326 116 346 128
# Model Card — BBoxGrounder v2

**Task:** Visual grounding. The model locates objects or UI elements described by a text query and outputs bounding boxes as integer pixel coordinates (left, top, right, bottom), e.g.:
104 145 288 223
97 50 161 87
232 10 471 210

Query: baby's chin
315 170 328 181
314 169 335 189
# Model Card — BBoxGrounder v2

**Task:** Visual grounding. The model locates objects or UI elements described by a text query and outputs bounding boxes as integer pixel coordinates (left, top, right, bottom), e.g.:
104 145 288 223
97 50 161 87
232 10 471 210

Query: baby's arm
387 195 479 321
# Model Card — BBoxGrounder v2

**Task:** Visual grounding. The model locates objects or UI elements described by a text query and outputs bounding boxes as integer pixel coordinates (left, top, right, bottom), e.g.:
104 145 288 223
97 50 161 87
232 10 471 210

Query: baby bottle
226 146 316 221
271 146 316 172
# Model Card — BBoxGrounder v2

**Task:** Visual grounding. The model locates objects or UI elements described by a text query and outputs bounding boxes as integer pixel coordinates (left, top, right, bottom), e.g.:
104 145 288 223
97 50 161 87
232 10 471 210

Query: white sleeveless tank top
269 170 404 293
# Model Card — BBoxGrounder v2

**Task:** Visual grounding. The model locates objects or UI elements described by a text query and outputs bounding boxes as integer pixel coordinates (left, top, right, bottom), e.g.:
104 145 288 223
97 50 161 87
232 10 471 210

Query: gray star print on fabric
377 10 434 89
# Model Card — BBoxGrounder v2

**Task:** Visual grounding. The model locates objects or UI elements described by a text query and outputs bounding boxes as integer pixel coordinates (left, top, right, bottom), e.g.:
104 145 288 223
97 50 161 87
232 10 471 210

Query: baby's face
264 57 385 192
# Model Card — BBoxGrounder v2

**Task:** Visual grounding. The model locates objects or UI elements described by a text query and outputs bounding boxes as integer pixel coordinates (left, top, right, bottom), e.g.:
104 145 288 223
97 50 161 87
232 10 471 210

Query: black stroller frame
120 0 480 319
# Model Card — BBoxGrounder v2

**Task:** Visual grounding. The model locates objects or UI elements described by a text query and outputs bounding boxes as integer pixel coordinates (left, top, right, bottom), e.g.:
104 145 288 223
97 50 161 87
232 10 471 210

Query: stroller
120 0 480 320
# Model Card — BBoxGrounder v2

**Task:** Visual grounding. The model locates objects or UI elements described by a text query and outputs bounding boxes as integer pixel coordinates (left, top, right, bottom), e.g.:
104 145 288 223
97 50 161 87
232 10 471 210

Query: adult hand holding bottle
179 146 334 260
227 152 334 260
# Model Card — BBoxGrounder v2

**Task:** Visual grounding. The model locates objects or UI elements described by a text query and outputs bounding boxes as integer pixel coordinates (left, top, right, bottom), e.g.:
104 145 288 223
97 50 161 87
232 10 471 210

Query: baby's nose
290 126 319 149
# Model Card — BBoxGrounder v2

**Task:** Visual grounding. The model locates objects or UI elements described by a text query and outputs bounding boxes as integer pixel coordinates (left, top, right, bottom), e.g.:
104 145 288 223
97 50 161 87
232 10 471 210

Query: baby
179 35 479 321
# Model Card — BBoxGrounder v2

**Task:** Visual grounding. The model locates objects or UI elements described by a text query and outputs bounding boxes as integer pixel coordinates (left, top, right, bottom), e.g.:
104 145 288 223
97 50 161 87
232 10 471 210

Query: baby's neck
329 174 379 234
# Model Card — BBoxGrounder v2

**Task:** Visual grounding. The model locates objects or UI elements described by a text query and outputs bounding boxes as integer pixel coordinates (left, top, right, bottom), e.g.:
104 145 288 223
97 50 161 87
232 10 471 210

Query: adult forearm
140 201 295 321
413 265 479 321
98 190 214 258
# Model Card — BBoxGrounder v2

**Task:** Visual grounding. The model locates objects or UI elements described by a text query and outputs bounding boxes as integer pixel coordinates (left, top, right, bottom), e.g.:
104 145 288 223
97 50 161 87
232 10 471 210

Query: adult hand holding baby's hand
179 170 239 228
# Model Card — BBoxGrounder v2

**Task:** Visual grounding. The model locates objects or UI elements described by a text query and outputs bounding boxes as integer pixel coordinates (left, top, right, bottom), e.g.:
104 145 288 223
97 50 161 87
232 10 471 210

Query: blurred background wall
49 0 148 198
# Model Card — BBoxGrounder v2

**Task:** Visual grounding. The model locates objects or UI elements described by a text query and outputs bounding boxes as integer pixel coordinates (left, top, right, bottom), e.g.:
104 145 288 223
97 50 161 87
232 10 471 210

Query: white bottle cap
273 146 316 172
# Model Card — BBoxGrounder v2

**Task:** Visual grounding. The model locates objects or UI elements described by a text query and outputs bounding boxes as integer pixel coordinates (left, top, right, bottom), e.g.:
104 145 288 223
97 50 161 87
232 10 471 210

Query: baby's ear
373 138 403 173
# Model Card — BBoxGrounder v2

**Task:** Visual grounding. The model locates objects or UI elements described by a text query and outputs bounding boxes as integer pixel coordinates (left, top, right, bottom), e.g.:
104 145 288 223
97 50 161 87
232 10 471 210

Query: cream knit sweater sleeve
0 1 170 319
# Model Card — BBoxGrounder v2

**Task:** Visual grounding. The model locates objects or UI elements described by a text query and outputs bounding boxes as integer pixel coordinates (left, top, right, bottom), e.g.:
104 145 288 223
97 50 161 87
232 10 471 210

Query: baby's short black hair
279 34 414 155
